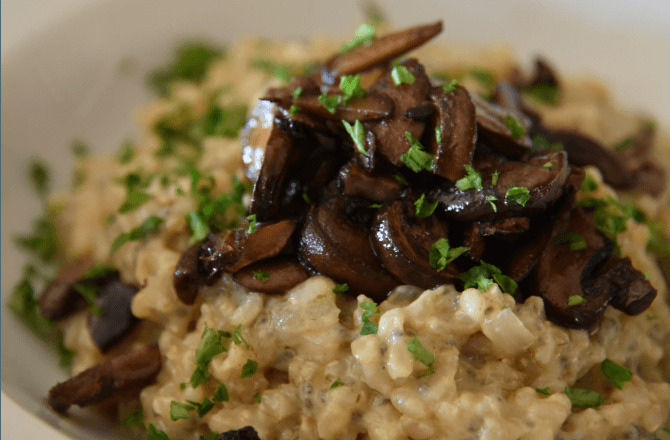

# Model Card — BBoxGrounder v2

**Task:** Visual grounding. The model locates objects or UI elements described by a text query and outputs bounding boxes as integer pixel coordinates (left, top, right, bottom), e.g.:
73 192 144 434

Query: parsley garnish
185 397 215 417
359 301 380 335
201 103 249 139
429 238 468 272
435 126 442 144
250 59 293 82
394 174 409 185
246 214 258 234
71 139 90 158
339 75 366 101
291 86 303 99
213 383 229 402
414 193 438 219
535 387 551 396
110 215 163 254
563 386 605 408
190 324 227 388
252 271 269 282
149 42 223 97
580 172 599 194
28 159 50 200
490 170 499 186
340 24 376 53
522 83 560 106
73 283 103 316
530 136 562 155
613 137 634 153
241 359 259 379
407 336 435 376
187 211 209 245
117 140 135 164
600 359 632 390
401 132 435 173
318 93 342 114
504 115 526 139
487 195 498 212
342 120 368 156
330 379 345 389
170 401 194 421
542 162 554 169
505 186 530 207
457 261 517 294
119 189 151 214
147 424 170 440
253 393 261 403
456 165 483 191
81 263 117 280
232 324 250 350
8 279 53 339
363 2 386 27
289 104 301 116
556 232 587 251
567 295 587 306
121 406 144 427
333 283 349 295
442 79 459 93
469 68 496 90
391 65 415 86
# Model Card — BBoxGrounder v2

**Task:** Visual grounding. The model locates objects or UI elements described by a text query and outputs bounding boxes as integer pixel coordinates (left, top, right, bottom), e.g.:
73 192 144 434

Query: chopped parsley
302 193 311 204
333 283 349 295
170 401 194 421
580 172 599 194
563 386 605 409
252 271 270 282
241 359 259 379
401 132 435 173
613 136 634 153
407 336 435 376
213 383 229 402
522 83 560 106
429 238 468 272
442 79 459 93
567 295 587 306
120 406 144 427
414 193 438 219
504 115 526 140
504 186 530 207
318 93 342 114
8 278 53 340
70 139 90 158
457 261 517 295
187 211 209 245
359 300 380 335
340 24 376 53
119 189 151 214
289 104 301 116
117 140 135 164
246 214 258 234
253 393 261 403
542 162 554 169
73 283 103 316
190 324 228 388
147 424 170 440
28 159 50 200
201 103 249 139
490 170 499 186
555 232 587 251
110 215 163 254
363 2 386 27
291 86 303 99
531 136 563 155
250 58 293 82
330 378 345 389
339 74 367 101
456 165 483 191
435 126 442 144
391 65 415 86
487 195 498 211
600 359 633 390
469 68 496 90
394 174 409 185
535 387 551 396
185 397 215 417
148 42 224 97
232 324 250 350
342 120 368 156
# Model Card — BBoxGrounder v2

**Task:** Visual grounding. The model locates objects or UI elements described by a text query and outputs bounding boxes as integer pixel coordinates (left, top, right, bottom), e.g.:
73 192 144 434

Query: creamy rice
52 34 670 439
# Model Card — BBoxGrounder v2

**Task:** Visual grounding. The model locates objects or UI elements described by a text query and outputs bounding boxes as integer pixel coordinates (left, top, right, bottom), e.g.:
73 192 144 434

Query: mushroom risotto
10 21 670 440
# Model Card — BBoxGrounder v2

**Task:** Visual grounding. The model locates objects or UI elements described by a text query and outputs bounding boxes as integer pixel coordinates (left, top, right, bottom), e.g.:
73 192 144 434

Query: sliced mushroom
324 21 443 79
173 243 203 305
371 199 459 288
233 258 310 294
528 57 560 88
427 85 477 182
267 91 393 122
472 94 532 158
48 344 161 414
219 426 261 440
298 195 399 301
38 261 92 320
338 161 403 202
88 275 138 352
241 100 277 183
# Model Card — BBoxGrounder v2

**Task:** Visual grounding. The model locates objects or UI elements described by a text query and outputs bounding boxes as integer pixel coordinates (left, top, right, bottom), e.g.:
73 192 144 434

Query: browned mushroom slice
38 261 92 320
530 207 614 329
371 199 459 288
463 223 486 262
211 218 297 274
492 82 524 114
427 85 476 182
266 91 393 122
338 161 403 202
528 58 560 88
298 196 399 301
324 21 443 79
433 151 570 222
472 94 532 158
480 217 531 238
48 344 161 414
241 100 277 183
233 258 310 294
88 276 138 352
173 243 203 305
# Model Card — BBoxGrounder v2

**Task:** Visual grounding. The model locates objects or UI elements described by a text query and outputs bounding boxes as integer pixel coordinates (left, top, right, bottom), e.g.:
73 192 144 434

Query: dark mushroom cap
88 275 138 352
38 261 92 320
232 257 310 294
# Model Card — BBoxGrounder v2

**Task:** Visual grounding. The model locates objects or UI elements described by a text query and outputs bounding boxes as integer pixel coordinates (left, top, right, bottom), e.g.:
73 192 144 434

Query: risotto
11 20 670 440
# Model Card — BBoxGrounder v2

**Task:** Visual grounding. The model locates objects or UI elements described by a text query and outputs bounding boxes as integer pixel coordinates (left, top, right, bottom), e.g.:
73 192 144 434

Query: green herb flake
391 65 416 86
252 271 270 282
213 383 229 402
522 83 560 106
28 159 50 199
401 132 435 173
330 378 345 389
359 300 379 335
647 221 670 258
531 136 563 155
435 126 443 144
121 406 144 427
563 386 605 409
241 359 259 379
567 295 587 306
469 68 496 89
289 104 301 116
73 283 103 316
339 74 367 101
190 324 227 388
119 189 151 214
333 283 349 295
187 211 210 245
556 232 587 251
490 170 499 187
302 193 311 204
364 1 386 27
342 120 368 156
318 93 342 115
291 86 303 99
542 162 554 169
147 423 170 440
487 195 498 212
369 203 382 209
81 262 118 281
186 397 215 417
170 401 195 421
600 358 633 390
394 174 409 185
341 24 376 53
246 214 258 234
535 387 551 396
117 140 135 164
458 261 517 295
429 238 468 272
613 137 635 152
71 139 90 158
149 42 224 97
456 165 483 191
7 279 53 339
580 173 599 194
414 193 439 219
407 336 435 376
232 324 250 350
110 215 163 254
250 58 292 82
504 115 526 140
253 393 261 403
442 79 459 93
505 186 530 207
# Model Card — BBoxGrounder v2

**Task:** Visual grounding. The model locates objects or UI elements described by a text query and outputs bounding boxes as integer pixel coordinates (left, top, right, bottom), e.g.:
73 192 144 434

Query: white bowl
2 0 669 438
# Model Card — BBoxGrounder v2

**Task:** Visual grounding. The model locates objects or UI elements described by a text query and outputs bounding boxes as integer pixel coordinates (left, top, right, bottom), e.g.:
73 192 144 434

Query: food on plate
9 18 670 440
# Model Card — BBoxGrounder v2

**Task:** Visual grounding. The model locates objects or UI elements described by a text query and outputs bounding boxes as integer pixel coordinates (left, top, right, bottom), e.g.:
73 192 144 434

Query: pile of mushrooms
174 21 662 331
